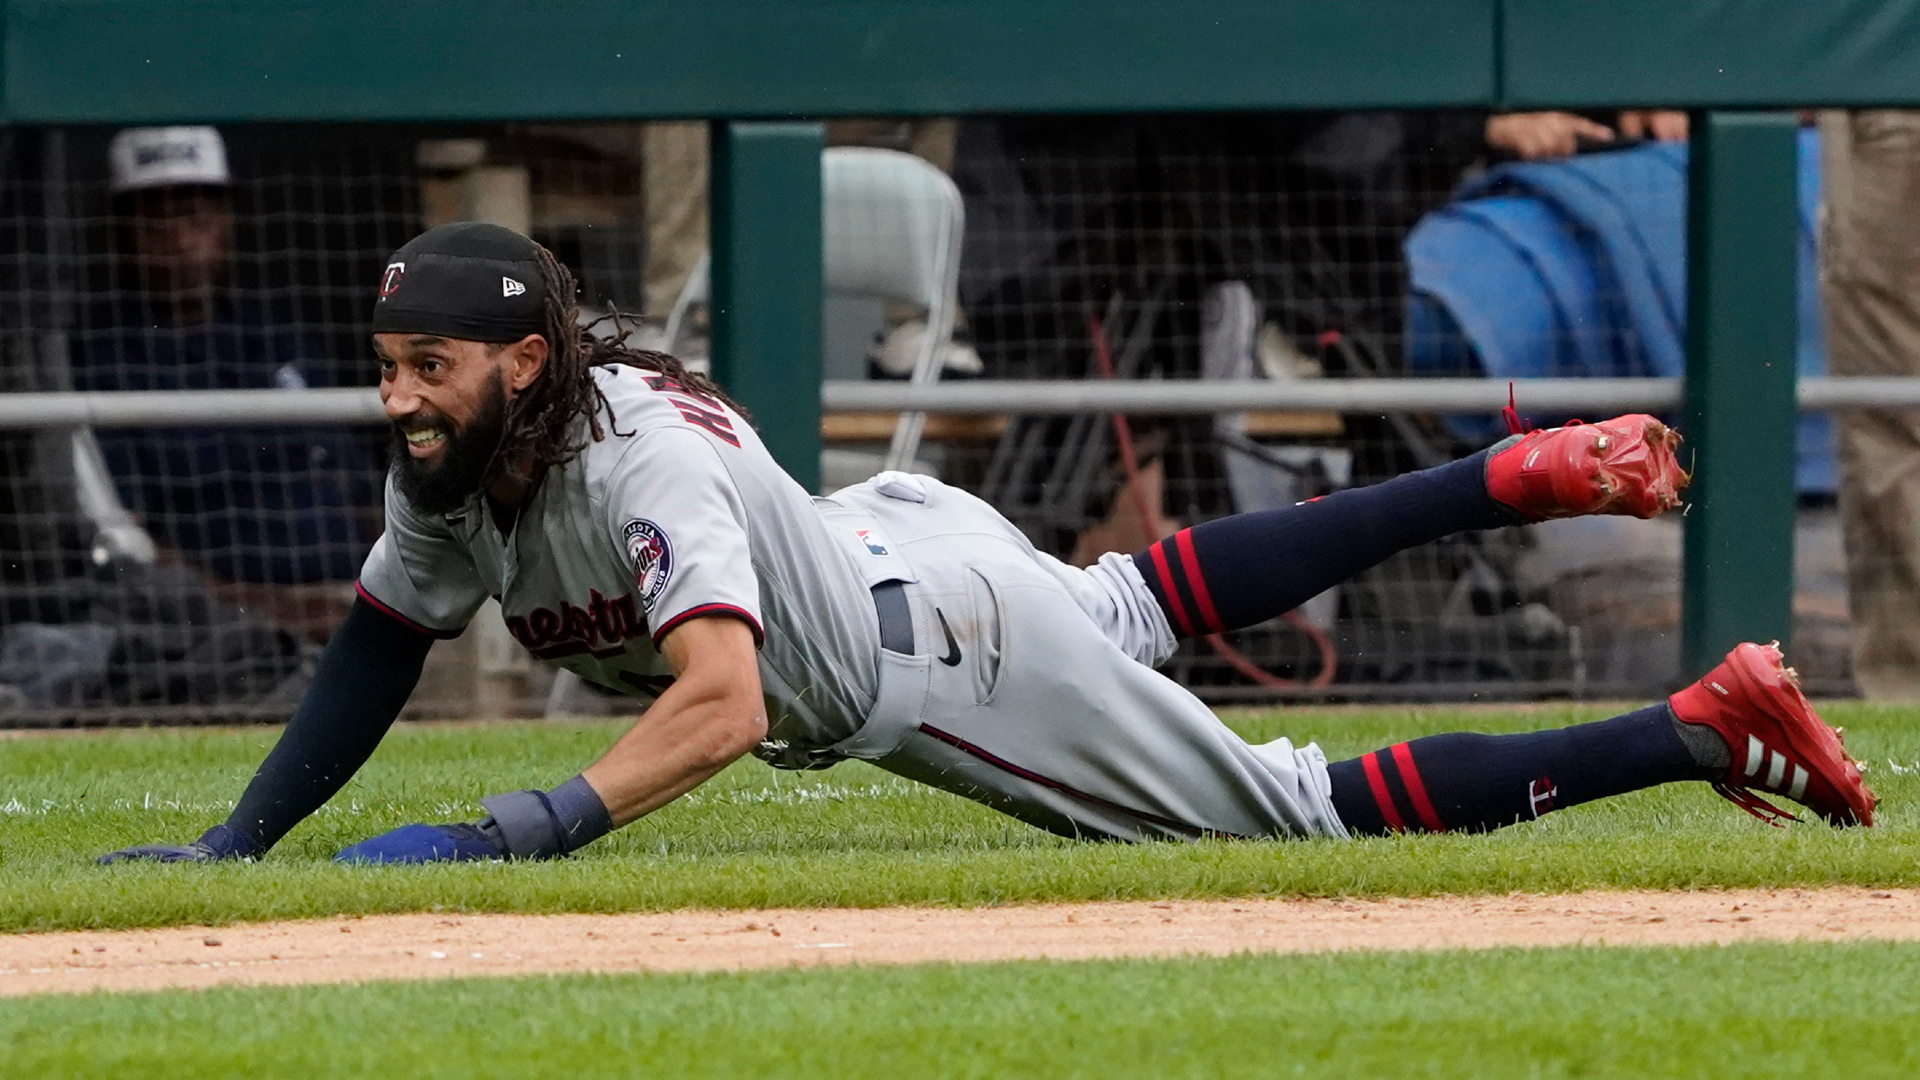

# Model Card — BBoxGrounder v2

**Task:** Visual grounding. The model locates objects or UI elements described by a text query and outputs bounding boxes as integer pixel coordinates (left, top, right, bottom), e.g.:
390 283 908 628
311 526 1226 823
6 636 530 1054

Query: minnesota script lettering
504 590 646 659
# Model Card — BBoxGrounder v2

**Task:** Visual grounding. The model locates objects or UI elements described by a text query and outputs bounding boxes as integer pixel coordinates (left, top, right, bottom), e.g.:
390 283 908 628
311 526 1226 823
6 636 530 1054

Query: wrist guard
478 775 612 860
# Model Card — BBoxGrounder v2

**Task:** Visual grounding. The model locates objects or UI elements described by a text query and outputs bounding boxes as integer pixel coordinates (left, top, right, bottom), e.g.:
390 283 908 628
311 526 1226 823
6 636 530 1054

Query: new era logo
502 277 526 298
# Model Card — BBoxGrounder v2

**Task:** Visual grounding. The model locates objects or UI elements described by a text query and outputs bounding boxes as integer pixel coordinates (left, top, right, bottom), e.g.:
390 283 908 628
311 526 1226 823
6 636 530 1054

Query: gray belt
871 580 914 656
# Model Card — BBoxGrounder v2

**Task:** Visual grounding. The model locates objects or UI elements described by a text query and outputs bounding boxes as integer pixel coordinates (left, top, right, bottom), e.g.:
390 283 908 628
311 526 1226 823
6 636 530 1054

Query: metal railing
2 377 1918 428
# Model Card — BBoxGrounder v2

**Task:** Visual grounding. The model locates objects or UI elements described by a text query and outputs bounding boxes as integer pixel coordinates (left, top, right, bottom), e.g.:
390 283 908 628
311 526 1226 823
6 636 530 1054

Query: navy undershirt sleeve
224 596 437 854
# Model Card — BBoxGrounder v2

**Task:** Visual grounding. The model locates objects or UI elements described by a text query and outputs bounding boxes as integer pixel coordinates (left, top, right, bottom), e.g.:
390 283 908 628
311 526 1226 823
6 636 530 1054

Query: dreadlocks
495 243 743 479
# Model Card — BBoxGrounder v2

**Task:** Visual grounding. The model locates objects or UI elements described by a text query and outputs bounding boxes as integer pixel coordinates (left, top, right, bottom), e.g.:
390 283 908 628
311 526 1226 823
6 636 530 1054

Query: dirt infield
5 887 1919 996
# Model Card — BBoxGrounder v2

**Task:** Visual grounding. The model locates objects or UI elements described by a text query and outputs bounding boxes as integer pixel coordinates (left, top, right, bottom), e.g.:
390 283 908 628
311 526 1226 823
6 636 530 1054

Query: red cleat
1487 414 1688 521
1668 641 1876 827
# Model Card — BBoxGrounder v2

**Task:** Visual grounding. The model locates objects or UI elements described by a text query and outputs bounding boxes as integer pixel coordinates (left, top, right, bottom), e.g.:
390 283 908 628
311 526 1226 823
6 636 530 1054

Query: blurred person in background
73 126 379 640
1483 110 1689 161
1819 110 1920 699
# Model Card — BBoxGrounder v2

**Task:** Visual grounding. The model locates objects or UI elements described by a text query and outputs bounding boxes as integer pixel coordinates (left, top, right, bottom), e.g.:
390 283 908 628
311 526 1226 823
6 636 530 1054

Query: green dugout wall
18 0 1920 677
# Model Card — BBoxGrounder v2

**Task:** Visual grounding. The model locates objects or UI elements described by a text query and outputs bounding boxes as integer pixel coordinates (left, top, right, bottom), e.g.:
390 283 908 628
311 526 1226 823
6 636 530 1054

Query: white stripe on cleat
1744 736 1765 778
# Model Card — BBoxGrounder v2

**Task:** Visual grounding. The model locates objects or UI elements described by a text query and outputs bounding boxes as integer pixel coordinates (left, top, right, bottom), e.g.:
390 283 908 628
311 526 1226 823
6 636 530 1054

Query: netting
0 114 1858 725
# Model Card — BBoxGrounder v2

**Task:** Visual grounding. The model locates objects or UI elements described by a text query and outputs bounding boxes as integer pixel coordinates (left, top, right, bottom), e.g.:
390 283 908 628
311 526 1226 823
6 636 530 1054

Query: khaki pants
1821 110 1920 698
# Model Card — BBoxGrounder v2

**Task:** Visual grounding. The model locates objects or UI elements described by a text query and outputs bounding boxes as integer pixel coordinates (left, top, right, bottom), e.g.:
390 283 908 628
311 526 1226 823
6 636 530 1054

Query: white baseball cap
108 126 230 194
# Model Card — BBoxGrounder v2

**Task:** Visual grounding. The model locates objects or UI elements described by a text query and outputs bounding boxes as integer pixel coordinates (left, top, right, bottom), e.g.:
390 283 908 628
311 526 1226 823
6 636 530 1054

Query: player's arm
97 595 436 863
328 425 767 864
581 614 766 825
328 614 764 864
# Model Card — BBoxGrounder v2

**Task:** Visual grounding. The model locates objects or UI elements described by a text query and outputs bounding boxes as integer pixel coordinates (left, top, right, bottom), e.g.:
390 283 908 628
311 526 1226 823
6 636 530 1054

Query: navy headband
370 221 548 343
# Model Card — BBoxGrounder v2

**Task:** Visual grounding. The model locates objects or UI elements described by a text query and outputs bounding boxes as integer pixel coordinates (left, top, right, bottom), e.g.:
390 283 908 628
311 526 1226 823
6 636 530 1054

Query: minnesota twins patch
623 518 673 608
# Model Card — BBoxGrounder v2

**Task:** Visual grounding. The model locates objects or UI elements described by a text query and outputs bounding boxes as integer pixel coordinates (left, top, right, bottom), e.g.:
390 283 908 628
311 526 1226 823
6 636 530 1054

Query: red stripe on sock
1359 751 1406 832
1172 529 1224 633
1389 742 1447 833
1147 541 1195 637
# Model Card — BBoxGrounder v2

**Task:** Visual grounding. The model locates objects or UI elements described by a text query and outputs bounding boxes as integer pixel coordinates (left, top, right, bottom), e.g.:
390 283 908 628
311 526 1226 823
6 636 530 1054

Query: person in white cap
105 126 235 327
74 127 379 635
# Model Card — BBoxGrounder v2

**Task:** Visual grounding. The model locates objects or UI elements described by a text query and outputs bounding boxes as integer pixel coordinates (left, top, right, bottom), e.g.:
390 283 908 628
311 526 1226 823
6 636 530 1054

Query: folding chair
662 147 965 474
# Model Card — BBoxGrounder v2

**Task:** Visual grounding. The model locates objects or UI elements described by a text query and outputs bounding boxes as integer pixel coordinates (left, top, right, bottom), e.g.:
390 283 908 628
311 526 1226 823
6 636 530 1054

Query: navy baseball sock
1326 704 1725 835
1132 451 1514 636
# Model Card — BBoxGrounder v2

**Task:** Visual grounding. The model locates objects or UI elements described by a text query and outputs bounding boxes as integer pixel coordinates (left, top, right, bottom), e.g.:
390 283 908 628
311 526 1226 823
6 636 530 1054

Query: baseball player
101 223 1873 866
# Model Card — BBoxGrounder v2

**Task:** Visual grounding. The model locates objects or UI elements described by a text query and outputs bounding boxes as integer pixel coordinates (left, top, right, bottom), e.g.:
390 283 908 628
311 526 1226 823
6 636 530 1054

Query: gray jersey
358 363 882 749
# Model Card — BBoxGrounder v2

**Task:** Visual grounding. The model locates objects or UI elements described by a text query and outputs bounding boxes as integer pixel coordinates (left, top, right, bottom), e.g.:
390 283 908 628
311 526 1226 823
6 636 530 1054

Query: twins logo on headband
368 222 550 341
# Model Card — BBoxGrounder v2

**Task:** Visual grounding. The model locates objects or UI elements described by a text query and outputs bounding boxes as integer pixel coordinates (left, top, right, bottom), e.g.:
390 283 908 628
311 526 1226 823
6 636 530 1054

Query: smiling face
374 331 548 513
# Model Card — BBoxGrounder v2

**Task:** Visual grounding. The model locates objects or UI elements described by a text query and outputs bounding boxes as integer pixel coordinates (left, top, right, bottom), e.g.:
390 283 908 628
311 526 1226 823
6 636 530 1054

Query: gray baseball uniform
358 363 1345 842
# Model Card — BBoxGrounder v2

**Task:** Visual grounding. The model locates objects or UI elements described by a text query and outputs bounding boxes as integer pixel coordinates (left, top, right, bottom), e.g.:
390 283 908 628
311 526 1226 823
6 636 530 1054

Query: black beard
388 370 508 515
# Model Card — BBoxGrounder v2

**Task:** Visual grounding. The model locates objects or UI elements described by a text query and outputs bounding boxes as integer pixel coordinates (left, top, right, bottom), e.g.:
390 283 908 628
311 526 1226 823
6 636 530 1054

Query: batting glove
332 822 507 864
98 823 259 864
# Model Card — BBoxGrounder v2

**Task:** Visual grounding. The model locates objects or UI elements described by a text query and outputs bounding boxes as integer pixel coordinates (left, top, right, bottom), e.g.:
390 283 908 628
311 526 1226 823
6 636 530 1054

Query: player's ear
503 333 548 392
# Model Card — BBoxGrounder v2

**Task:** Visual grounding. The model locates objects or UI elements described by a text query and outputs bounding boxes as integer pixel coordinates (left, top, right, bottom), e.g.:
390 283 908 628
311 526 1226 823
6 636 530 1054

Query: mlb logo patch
855 528 890 556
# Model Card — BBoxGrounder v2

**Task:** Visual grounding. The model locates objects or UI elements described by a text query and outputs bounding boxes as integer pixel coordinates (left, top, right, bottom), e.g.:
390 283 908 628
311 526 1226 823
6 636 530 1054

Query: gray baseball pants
819 474 1347 842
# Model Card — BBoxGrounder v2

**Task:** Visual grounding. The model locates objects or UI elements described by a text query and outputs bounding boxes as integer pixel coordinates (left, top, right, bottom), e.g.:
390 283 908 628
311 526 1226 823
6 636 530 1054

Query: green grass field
7 943 1920 1078
4 703 1919 933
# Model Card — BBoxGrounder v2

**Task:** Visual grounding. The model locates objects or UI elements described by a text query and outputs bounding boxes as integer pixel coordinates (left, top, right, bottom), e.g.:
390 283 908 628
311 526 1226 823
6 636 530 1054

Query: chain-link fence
0 113 1859 725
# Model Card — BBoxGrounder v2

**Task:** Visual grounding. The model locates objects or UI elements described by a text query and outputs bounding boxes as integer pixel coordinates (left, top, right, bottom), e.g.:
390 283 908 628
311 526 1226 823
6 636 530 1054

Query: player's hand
1485 112 1616 159
98 823 257 864
333 822 506 865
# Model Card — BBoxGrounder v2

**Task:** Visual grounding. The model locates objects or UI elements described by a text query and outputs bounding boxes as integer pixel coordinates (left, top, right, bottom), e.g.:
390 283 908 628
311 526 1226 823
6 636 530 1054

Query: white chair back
823 148 962 309
661 147 965 475
823 148 964 471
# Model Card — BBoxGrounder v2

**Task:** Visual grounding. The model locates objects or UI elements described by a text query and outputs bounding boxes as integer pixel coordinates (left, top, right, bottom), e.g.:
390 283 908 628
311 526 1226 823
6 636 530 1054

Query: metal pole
1682 112 1801 678
709 121 824 492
